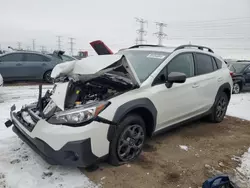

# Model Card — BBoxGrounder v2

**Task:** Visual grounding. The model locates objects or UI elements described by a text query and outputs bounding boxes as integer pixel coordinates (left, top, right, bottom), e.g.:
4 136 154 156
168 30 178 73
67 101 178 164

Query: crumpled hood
51 54 141 86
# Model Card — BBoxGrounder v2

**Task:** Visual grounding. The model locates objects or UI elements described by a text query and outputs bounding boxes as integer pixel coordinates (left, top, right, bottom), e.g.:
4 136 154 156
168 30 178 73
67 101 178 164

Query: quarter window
167 53 195 78
195 53 214 75
214 58 223 69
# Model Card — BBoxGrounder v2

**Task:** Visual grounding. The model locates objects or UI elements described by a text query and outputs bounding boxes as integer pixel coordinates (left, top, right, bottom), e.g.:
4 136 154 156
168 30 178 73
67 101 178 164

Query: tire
209 92 229 123
232 83 241 94
43 70 53 83
108 114 146 166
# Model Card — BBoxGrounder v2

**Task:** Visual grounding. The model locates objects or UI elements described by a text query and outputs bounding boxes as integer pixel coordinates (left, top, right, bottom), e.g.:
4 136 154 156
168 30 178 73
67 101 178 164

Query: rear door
0 53 25 79
193 53 219 110
23 53 51 79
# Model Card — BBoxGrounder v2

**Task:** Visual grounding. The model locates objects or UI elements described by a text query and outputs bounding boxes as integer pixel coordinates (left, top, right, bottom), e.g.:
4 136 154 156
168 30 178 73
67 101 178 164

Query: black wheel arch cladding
107 98 157 141
216 82 231 102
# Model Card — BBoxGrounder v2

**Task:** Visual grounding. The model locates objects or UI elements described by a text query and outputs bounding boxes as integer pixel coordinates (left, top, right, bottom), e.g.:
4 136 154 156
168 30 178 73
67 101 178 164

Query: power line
153 22 167 45
135 17 147 44
69 37 75 56
57 36 62 50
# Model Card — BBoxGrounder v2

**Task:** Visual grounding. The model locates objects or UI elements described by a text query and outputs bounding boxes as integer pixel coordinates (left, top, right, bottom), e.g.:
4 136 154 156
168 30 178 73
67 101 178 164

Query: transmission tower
57 36 62 50
17 42 22 50
135 17 147 44
153 22 167 45
69 37 75 56
32 39 36 51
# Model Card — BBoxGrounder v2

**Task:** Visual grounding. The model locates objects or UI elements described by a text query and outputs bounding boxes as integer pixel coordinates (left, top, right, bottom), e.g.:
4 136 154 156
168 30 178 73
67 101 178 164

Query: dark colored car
229 60 250 94
0 51 63 83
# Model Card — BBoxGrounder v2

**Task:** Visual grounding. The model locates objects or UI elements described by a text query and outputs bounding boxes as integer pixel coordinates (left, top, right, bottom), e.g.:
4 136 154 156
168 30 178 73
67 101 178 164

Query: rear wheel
232 83 241 94
108 114 146 166
209 92 229 123
43 70 53 83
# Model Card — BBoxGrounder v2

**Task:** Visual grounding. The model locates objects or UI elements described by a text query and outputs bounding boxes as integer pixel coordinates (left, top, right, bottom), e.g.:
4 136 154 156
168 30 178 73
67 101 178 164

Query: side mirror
165 72 187 88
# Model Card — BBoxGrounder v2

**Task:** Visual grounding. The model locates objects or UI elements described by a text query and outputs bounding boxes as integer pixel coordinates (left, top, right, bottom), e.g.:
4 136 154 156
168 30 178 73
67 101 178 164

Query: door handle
192 83 199 88
42 63 47 66
16 63 22 66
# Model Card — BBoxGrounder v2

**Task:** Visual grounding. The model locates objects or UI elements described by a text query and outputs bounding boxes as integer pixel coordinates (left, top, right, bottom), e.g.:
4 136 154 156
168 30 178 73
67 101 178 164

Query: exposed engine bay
37 73 135 119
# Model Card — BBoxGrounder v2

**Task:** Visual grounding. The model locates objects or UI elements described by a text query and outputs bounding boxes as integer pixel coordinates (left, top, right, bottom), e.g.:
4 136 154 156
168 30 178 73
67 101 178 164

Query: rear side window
0 53 23 62
195 53 214 75
25 54 50 62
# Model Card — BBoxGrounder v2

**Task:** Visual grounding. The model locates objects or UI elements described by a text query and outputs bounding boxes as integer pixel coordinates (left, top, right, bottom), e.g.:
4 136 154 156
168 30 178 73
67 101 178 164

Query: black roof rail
174 44 214 53
128 44 165 49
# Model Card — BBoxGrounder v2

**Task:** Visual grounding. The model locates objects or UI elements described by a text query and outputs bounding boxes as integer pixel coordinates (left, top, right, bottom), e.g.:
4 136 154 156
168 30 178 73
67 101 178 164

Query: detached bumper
10 108 101 167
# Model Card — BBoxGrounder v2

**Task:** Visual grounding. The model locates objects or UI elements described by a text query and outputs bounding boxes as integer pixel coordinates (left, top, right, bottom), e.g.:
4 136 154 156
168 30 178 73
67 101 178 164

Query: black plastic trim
174 44 214 53
12 124 99 167
107 98 157 141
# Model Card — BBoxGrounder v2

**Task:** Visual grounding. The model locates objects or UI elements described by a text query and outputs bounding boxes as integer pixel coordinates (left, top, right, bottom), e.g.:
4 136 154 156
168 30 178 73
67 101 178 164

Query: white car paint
10 47 233 160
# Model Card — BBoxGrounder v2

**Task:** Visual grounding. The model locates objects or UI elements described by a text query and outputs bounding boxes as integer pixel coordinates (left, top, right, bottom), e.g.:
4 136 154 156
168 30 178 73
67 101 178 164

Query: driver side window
153 53 195 86
167 53 195 78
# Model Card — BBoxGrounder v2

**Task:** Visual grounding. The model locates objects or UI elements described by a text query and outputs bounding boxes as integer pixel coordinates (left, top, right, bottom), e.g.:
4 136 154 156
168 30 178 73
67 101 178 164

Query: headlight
48 101 110 125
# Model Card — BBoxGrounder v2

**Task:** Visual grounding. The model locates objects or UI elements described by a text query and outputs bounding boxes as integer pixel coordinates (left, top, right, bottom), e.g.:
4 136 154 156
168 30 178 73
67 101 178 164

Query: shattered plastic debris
179 145 188 151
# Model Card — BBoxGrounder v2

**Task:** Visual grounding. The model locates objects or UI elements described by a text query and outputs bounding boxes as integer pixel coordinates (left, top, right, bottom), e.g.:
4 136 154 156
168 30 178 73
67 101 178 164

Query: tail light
229 71 234 77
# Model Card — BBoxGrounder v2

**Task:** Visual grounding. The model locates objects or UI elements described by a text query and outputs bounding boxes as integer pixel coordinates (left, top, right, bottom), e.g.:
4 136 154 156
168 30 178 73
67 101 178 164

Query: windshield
118 50 170 82
229 63 248 73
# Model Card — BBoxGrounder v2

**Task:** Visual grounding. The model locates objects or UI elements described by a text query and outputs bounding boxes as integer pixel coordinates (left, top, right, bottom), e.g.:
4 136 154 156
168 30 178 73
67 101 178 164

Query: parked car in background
0 73 3 87
0 51 63 83
229 60 250 94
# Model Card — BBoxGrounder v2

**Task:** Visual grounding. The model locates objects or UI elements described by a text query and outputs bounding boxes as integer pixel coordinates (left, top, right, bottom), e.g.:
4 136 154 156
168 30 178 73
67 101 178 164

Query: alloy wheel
117 124 145 162
216 96 227 119
233 83 240 94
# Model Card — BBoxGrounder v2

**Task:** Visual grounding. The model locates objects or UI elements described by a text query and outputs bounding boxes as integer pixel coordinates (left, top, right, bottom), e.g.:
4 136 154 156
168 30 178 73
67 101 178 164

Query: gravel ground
83 116 250 188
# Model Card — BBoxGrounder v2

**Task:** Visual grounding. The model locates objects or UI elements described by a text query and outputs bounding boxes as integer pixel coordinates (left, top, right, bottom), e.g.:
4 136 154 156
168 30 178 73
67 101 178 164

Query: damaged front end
6 55 138 130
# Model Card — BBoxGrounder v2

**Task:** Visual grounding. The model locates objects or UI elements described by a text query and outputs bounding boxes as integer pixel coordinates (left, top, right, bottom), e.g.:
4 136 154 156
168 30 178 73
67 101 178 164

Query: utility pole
69 37 75 56
57 36 62 50
17 42 22 50
40 45 46 52
135 38 139 45
135 17 147 45
153 22 167 45
32 39 36 51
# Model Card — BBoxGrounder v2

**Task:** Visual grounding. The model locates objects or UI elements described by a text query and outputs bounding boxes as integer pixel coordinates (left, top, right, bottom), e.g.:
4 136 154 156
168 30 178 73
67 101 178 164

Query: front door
149 53 201 131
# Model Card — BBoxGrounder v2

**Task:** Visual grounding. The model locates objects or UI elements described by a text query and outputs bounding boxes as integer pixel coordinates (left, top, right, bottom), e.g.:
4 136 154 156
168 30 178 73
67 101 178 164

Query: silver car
0 51 63 83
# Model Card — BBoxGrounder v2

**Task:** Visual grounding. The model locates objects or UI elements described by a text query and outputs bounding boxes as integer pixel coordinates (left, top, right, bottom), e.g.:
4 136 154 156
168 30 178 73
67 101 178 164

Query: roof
0 51 49 56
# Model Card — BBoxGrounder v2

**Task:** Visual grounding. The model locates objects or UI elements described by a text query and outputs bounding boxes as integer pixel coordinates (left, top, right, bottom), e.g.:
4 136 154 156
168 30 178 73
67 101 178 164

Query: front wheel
209 92 229 123
108 114 146 166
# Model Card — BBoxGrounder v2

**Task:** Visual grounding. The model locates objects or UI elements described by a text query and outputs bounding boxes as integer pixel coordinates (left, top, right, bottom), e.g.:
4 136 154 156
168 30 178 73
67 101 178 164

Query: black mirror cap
165 72 187 88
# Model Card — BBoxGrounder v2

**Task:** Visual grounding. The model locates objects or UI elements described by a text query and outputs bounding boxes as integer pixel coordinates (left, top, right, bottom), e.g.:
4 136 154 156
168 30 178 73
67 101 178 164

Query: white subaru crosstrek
6 44 233 167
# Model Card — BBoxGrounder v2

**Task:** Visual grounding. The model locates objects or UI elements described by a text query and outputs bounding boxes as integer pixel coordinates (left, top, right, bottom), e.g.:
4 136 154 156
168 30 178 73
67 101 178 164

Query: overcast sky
0 0 249 58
